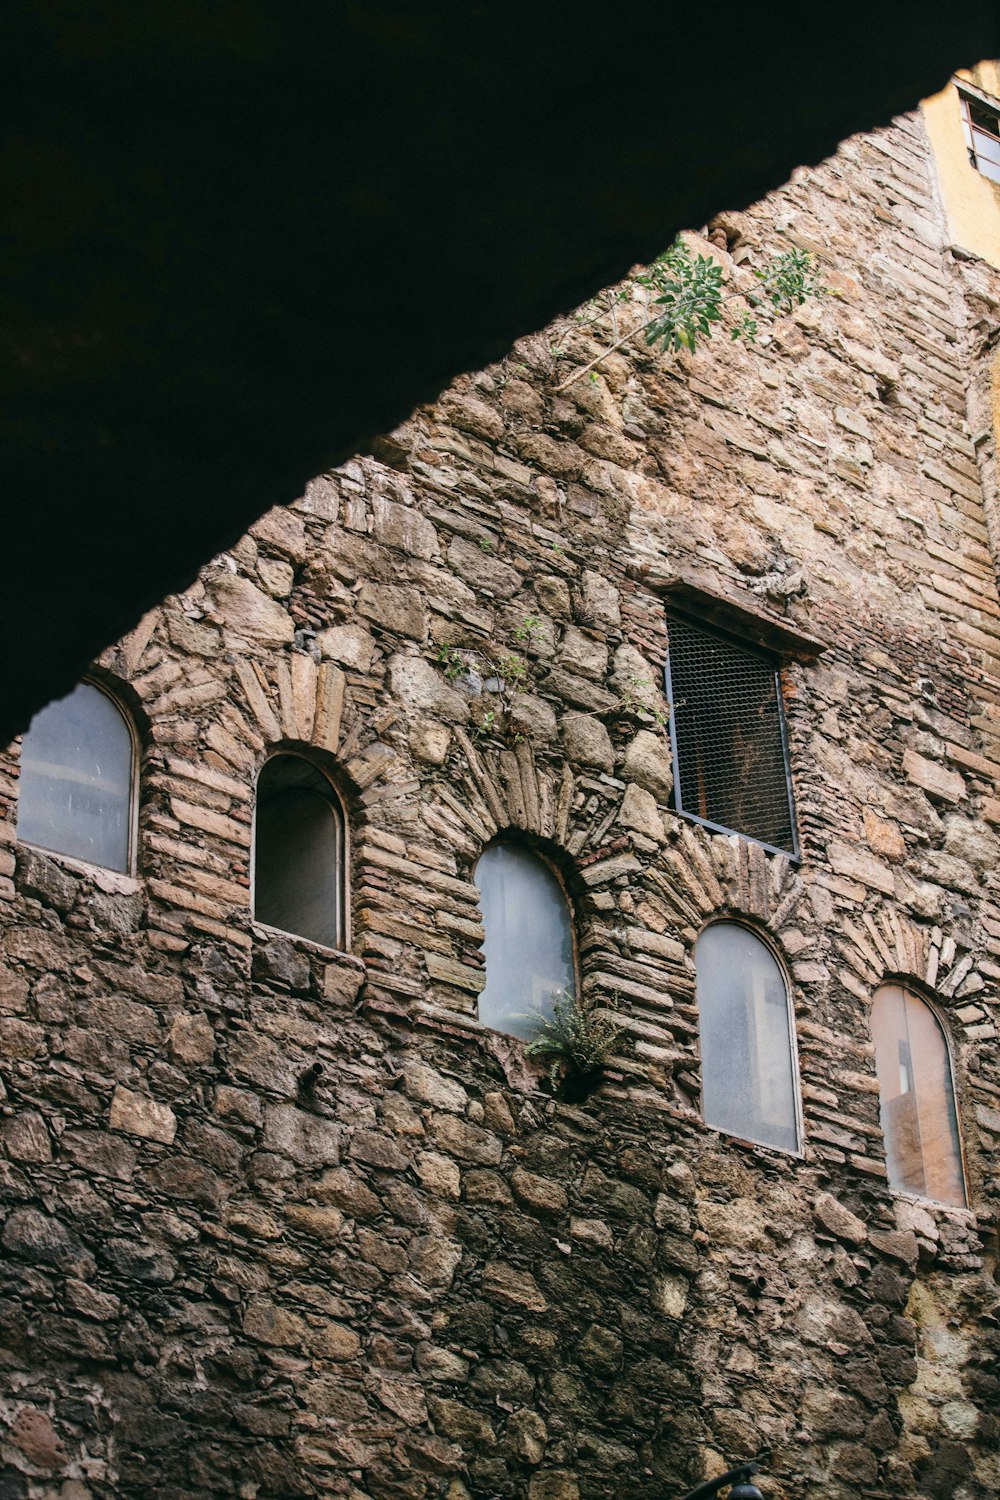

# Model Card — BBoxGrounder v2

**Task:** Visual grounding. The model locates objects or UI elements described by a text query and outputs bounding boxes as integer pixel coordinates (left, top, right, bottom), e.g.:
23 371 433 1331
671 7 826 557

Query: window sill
669 807 799 862
889 1187 977 1223
250 921 358 965
700 1114 805 1162
17 840 140 895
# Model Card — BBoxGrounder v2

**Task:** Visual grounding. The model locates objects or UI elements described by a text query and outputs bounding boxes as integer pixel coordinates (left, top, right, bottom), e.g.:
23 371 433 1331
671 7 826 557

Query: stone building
2 66 1000 1500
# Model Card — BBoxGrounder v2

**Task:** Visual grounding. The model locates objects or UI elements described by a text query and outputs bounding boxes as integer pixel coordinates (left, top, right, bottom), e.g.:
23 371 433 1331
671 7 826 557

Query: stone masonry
2 104 1000 1500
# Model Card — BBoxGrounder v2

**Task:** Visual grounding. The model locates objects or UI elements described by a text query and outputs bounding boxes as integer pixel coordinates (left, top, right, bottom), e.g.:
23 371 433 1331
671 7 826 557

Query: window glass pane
871 985 966 1207
254 757 344 949
972 128 1000 167
696 923 799 1152
18 681 133 872
476 842 576 1039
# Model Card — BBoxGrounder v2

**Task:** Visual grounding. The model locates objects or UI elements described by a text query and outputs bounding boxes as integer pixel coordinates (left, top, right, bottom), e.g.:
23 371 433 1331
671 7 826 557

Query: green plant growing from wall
430 630 535 745
617 673 670 729
512 615 542 647
554 237 827 392
523 989 624 1102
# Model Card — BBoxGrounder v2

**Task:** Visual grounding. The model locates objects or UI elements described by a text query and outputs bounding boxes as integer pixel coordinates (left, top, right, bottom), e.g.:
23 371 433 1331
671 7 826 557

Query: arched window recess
252 751 348 952
694 919 802 1154
474 837 578 1041
870 982 967 1209
17 675 139 875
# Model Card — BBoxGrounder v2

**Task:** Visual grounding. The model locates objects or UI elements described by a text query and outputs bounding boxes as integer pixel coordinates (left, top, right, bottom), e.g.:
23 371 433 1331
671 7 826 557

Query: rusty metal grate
664 614 798 857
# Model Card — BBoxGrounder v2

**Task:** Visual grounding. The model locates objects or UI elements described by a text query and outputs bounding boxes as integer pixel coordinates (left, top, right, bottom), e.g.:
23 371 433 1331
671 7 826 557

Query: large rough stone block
1 1209 95 1278
388 654 469 722
902 749 965 803
561 713 614 772
357 580 427 641
264 1104 341 1168
621 729 672 803
317 623 377 671
813 1192 867 1246
109 1086 177 1145
211 573 295 645
577 570 621 629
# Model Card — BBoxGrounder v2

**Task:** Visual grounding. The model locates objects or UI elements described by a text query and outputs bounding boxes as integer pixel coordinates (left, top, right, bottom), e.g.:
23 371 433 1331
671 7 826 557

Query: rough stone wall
2 108 1000 1500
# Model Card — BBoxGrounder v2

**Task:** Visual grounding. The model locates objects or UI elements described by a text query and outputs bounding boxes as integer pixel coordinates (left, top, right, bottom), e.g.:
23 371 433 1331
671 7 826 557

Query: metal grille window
665 615 798 856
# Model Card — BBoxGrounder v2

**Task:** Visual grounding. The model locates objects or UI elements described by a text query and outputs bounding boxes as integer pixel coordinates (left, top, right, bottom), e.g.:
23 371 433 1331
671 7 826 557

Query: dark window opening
665 614 798 856
253 754 346 950
960 88 1000 185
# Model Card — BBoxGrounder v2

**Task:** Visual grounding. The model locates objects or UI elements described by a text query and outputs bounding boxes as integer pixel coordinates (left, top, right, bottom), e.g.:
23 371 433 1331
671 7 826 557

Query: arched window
695 922 800 1152
253 754 346 950
475 841 576 1039
18 678 136 874
871 984 966 1207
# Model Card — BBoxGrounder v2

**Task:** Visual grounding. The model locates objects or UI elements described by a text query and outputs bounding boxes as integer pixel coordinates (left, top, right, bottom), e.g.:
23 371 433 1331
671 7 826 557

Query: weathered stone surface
0 95 999 1500
251 506 308 564
617 782 665 843
16 846 80 912
264 1104 340 1167
506 1409 548 1465
508 692 558 743
620 729 672 802
388 653 469 721
430 1113 502 1165
357 580 427 640
511 1167 568 1216
482 1262 548 1312
869 1228 919 1269
169 1010 215 1063
403 1060 468 1113
109 1086 177 1145
449 536 521 597
902 749 965 804
561 713 614 772
559 627 608 681
1 1110 52 1163
252 935 311 989
60 1130 137 1182
813 1191 867 1247
577 570 621 630
372 498 440 560
317 623 378 671
2 1209 95 1277
211 573 295 644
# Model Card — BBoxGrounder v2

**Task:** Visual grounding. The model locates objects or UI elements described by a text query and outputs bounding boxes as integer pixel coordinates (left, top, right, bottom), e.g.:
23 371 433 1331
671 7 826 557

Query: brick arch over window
835 906 985 1016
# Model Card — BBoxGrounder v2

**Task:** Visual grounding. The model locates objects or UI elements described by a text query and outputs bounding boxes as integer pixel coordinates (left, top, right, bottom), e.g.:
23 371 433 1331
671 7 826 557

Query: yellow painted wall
922 62 1000 271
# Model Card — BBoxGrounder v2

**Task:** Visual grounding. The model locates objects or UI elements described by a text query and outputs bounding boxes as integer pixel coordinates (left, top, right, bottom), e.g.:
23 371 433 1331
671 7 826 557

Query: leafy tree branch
553 238 827 393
